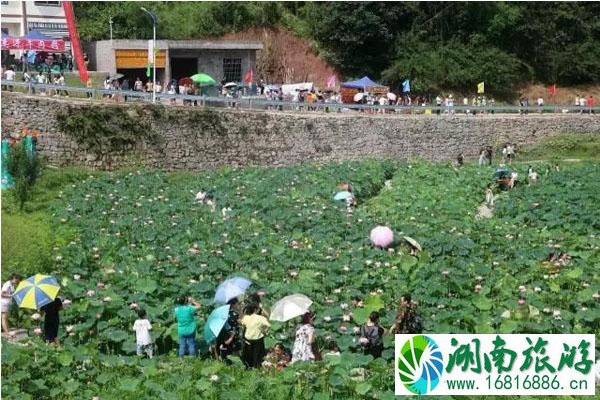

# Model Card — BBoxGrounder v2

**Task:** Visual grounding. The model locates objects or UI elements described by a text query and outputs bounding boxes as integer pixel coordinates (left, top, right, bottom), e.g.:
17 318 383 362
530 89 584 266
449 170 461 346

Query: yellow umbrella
12 274 60 310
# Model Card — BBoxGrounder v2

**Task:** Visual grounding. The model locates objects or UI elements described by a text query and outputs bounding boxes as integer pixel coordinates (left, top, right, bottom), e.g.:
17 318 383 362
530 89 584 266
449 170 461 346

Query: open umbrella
204 304 230 344
191 73 217 86
333 191 353 201
108 73 124 82
223 82 237 88
12 274 60 310
353 92 365 102
387 92 397 101
370 226 394 248
402 236 422 252
214 277 252 304
270 294 313 322
178 77 193 86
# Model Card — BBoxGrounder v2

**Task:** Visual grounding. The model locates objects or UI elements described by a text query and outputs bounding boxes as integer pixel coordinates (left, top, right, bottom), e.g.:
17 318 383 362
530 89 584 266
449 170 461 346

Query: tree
6 141 42 211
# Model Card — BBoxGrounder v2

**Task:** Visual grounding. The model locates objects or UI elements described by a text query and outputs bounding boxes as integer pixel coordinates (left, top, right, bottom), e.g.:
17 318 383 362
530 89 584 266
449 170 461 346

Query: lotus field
2 159 599 399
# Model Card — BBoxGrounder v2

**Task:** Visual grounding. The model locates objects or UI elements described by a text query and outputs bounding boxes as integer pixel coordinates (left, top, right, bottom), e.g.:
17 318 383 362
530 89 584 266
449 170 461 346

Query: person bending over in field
527 166 539 185
390 294 422 334
262 343 291 370
359 311 384 358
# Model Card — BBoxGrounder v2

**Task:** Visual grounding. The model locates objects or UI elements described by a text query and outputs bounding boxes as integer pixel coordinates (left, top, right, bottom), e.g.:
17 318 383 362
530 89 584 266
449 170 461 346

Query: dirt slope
518 84 599 104
220 27 340 88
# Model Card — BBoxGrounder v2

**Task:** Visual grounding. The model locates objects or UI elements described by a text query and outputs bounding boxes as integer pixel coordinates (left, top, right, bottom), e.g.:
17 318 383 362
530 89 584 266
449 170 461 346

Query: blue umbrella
204 304 230 344
214 277 252 304
333 191 353 201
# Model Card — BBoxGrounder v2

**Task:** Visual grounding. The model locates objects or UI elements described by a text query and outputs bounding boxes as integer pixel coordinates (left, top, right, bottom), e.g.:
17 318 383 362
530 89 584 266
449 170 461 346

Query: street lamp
141 7 157 103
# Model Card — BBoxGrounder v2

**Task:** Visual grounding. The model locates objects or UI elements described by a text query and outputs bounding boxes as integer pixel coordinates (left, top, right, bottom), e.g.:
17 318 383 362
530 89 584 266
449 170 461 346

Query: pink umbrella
370 226 394 249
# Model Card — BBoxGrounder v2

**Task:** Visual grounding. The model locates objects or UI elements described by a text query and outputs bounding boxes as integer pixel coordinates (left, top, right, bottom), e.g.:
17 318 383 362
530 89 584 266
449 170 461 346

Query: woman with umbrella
216 298 241 364
41 297 63 344
291 311 318 363
11 274 61 343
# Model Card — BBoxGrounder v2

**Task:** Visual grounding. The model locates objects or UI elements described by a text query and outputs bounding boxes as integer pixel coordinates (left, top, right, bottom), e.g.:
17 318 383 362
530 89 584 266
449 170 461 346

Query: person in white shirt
37 73 47 95
132 309 153 358
134 77 143 92
2 274 21 335
4 67 15 92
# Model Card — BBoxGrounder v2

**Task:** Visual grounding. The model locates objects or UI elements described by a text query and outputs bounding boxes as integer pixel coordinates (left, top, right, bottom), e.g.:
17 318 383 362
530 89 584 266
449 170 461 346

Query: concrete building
86 39 263 84
1 1 68 39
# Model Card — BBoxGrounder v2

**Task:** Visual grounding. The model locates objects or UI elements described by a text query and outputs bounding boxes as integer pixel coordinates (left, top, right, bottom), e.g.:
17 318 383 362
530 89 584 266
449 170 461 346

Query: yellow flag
477 82 485 94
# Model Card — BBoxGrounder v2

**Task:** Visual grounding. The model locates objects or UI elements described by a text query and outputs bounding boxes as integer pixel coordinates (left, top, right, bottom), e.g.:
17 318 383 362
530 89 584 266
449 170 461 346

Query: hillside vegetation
74 2 600 98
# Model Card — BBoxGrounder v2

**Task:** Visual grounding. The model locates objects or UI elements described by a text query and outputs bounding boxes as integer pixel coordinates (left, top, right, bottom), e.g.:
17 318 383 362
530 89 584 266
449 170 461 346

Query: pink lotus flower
518 299 526 306
34 328 42 335
97 282 105 289
63 299 72 306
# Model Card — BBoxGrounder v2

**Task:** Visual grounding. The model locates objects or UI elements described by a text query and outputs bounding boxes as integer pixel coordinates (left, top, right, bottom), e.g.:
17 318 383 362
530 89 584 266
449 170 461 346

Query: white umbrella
223 82 237 88
270 294 313 322
387 92 397 101
353 92 365 102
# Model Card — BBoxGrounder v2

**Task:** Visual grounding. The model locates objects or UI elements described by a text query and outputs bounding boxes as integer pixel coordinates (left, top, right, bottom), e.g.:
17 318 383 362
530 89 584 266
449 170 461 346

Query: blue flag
27 51 36 64
402 79 411 93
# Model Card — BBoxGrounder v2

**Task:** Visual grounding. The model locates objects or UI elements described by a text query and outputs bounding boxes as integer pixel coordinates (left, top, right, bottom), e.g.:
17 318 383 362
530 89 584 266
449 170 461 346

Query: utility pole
109 17 113 41
141 7 157 103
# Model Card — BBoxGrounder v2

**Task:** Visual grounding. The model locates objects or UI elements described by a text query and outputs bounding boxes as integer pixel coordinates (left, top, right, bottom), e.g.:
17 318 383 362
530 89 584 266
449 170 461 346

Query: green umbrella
190 73 217 86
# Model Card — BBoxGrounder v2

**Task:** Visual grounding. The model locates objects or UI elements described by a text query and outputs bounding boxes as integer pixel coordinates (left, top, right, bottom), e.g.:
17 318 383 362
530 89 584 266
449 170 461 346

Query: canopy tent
1 30 66 52
341 76 386 89
340 76 389 104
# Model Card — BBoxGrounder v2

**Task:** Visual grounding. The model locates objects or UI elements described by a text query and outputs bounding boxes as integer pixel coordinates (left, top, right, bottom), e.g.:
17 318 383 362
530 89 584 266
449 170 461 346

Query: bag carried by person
360 325 383 349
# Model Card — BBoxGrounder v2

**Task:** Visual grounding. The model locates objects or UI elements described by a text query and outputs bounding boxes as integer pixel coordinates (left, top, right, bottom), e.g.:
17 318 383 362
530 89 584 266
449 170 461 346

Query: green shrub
6 142 42 211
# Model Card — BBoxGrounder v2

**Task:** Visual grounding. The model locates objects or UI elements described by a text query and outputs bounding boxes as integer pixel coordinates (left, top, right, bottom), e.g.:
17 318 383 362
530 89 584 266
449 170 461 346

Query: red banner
547 84 557 96
1 37 65 51
243 68 253 85
62 1 88 83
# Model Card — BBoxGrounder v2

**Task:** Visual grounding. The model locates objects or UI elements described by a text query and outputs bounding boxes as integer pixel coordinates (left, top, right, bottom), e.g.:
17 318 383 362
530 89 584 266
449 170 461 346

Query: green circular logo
397 335 444 394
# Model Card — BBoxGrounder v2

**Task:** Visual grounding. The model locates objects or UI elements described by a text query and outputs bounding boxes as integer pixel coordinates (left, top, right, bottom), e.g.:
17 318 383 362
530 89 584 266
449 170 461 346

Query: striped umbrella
12 274 60 310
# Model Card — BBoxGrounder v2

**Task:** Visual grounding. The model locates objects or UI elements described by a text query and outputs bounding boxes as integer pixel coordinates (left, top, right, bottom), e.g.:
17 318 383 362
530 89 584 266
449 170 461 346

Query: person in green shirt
174 296 201 357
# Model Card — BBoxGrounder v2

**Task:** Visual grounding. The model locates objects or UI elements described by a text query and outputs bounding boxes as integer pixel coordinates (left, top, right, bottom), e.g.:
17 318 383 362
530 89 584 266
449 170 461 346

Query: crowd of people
163 291 422 369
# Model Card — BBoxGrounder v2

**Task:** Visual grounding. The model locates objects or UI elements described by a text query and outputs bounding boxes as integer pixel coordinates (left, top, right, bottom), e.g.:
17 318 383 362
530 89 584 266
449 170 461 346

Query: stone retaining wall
1 92 598 170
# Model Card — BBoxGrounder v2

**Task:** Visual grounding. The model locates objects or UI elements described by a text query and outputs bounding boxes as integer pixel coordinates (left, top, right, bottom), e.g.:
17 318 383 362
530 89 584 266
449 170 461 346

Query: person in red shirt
588 96 595 114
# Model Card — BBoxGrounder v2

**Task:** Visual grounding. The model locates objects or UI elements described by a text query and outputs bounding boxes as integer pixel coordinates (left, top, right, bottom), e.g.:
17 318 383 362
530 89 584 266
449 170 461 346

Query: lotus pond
1 158 599 399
